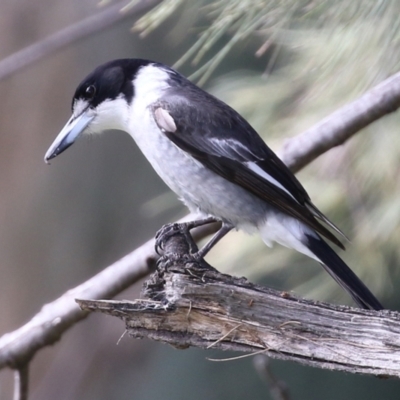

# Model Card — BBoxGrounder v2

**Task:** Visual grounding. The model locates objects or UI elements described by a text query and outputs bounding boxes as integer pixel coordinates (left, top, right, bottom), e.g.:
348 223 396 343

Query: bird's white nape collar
133 64 171 105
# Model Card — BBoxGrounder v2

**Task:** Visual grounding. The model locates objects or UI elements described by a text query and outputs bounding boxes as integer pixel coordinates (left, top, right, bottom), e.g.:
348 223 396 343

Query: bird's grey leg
155 216 219 255
195 222 233 259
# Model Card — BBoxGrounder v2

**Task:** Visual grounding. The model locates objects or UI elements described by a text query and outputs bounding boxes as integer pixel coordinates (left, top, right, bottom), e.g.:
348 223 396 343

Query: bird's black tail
304 234 383 310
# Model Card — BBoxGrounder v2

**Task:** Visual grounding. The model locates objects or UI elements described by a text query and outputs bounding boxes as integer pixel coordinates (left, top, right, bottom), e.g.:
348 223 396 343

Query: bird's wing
153 103 345 249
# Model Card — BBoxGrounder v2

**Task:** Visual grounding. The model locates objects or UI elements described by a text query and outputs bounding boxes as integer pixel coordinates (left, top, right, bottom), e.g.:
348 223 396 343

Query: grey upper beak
44 111 94 163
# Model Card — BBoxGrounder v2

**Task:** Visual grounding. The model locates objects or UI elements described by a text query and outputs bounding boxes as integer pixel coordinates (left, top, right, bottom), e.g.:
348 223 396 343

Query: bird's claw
155 223 182 255
156 252 200 270
156 255 171 269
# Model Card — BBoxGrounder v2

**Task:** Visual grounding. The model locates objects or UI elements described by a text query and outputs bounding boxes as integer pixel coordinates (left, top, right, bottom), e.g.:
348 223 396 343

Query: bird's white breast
126 64 272 229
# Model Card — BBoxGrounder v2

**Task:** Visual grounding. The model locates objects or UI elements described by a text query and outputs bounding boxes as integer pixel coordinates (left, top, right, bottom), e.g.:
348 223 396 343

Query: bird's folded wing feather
153 103 345 249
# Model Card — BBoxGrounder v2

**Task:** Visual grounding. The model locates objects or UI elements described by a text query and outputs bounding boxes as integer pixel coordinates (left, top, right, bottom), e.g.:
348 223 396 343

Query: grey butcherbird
44 58 383 310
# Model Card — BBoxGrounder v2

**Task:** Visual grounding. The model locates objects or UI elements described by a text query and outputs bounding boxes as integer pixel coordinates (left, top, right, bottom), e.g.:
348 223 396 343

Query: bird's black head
72 59 153 110
44 59 160 162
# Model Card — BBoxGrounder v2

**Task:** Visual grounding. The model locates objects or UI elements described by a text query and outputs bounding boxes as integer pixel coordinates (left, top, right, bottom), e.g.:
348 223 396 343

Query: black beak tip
44 141 74 164
44 151 57 164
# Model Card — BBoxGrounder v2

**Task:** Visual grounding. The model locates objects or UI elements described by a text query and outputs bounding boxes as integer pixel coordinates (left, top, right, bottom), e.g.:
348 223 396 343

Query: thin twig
13 365 29 400
253 355 290 400
206 323 243 349
0 0 161 81
207 349 269 362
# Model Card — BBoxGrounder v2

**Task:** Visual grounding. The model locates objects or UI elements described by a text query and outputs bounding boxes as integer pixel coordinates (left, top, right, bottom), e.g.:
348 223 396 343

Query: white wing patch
154 107 177 133
209 137 262 159
245 161 298 202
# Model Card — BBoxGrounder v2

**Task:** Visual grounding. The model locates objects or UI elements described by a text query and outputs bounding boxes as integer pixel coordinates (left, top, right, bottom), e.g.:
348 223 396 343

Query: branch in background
253 355 290 400
2 66 400 377
0 220 218 370
0 0 161 81
78 231 400 378
0 238 153 370
280 70 400 172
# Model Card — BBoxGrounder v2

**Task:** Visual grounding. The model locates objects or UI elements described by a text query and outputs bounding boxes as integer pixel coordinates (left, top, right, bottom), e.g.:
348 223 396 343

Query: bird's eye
85 85 96 99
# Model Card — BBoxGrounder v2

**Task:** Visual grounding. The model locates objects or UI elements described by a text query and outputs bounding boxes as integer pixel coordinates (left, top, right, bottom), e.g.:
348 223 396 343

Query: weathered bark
78 231 400 378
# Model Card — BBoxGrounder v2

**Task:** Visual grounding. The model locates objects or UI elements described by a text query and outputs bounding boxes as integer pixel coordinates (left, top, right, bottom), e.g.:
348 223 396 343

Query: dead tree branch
78 231 400 378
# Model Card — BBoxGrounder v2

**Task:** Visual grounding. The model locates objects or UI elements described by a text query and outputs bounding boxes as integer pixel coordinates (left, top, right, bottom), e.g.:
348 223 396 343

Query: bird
44 58 383 310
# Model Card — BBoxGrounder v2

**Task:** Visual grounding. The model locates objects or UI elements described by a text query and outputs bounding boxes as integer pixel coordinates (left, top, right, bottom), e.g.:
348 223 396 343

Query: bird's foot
155 222 199 255
155 217 218 256
156 251 217 276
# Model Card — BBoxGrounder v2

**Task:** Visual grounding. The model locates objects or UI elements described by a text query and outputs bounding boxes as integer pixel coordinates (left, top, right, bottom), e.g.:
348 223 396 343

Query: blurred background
1 0 400 398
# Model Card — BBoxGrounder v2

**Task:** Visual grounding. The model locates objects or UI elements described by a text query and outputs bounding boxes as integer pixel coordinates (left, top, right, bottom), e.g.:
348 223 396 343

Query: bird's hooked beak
44 111 94 163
